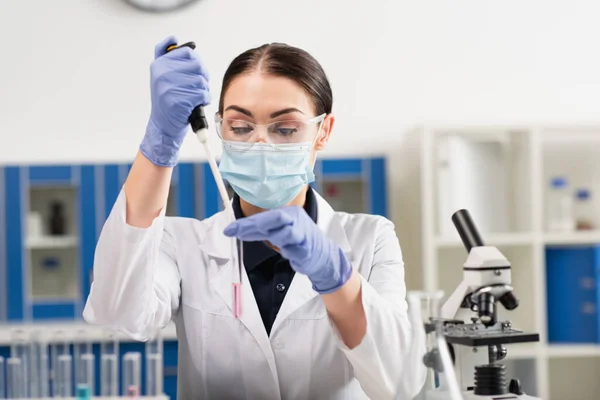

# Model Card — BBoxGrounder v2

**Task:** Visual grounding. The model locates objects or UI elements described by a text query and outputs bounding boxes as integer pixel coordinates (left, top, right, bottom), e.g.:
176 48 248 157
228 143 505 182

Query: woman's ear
315 114 335 151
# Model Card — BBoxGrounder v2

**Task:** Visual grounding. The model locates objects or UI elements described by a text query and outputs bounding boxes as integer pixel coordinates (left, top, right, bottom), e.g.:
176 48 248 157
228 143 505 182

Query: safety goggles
215 113 326 145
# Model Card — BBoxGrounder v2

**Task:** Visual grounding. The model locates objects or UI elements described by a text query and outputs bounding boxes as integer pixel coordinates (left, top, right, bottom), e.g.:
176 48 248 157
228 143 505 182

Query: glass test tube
37 337 50 398
122 352 141 397
0 356 5 399
55 354 73 397
233 237 243 318
77 353 95 396
6 358 24 399
74 329 95 395
28 329 50 398
146 331 164 395
100 329 119 397
50 330 71 398
76 383 92 400
9 329 29 398
28 334 40 398
407 290 445 398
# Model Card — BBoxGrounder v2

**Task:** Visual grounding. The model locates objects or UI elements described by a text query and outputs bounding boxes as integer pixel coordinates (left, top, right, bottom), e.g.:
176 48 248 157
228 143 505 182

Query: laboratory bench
0 156 387 400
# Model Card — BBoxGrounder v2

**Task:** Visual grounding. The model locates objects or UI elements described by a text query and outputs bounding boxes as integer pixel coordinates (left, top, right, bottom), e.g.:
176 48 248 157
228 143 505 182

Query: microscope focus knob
509 378 524 395
500 291 519 310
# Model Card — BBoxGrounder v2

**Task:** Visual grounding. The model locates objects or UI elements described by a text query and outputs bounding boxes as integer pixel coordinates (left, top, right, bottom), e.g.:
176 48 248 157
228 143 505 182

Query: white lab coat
83 189 421 400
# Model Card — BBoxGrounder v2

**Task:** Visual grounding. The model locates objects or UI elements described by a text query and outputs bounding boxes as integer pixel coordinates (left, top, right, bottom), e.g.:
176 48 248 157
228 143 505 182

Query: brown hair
218 43 333 116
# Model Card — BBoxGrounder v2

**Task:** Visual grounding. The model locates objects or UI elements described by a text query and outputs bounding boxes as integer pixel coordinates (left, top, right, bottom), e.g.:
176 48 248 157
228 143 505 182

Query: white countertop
0 320 177 345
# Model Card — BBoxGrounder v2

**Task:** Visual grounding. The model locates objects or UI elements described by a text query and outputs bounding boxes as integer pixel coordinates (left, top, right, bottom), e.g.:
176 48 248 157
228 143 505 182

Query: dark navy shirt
232 187 318 335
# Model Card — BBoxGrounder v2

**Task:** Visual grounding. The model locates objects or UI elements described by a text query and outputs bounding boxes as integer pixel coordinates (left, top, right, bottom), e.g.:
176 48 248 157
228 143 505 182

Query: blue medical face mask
218 141 316 209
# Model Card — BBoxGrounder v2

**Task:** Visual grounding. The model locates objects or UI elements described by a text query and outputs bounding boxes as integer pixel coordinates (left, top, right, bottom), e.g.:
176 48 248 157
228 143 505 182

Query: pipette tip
233 283 242 318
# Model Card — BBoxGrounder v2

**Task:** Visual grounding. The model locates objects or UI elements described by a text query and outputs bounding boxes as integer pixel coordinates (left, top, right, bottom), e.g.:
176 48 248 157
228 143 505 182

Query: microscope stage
443 324 540 346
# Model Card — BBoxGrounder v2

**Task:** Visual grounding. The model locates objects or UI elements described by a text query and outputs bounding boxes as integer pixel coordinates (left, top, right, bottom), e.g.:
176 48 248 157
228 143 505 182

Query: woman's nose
253 129 269 143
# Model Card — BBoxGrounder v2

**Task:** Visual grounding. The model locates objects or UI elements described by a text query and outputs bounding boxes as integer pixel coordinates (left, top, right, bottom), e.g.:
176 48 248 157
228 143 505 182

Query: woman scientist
83 36 423 400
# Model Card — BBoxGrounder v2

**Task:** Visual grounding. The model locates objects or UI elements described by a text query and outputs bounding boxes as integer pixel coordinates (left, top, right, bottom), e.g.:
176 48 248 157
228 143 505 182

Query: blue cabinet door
101 164 125 221
102 162 196 221
79 165 98 310
2 165 99 321
4 166 25 321
163 340 178 400
0 168 5 322
173 163 196 218
198 162 221 218
367 157 387 217
315 157 388 217
546 246 600 343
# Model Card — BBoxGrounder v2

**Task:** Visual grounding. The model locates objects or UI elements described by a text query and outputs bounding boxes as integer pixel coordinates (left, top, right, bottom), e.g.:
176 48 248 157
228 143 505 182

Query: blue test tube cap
551 176 567 188
576 188 591 200
76 384 91 400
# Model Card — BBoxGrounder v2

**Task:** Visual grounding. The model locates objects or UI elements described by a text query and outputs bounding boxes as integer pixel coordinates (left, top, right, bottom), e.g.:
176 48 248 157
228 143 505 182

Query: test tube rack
0 327 167 399
1 397 170 399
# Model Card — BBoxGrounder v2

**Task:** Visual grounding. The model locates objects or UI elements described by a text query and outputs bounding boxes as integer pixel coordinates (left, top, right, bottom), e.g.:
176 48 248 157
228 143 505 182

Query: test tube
9 329 29 397
55 354 73 397
76 384 92 400
407 290 447 398
100 329 119 397
28 334 40 398
50 330 71 398
233 238 243 318
74 329 95 395
146 331 163 395
28 329 50 398
122 352 141 397
37 337 50 398
0 356 6 399
6 358 24 399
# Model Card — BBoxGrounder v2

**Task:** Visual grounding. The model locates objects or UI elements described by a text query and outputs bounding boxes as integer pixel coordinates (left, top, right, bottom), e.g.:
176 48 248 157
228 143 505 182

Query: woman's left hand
224 206 352 294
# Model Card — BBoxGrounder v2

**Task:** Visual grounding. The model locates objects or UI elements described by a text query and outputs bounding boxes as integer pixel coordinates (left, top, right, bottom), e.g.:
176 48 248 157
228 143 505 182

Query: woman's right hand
140 36 211 167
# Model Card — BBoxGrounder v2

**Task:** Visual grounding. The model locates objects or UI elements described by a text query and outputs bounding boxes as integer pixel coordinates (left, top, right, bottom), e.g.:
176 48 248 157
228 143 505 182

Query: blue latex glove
140 36 211 167
223 206 353 294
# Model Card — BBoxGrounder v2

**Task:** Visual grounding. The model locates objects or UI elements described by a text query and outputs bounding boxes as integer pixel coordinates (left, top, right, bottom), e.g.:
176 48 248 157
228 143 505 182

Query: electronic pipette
166 41 243 319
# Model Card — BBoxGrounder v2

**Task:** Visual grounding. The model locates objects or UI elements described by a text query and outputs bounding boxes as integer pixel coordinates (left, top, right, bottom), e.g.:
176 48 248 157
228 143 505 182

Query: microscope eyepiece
499 291 519 310
452 209 485 253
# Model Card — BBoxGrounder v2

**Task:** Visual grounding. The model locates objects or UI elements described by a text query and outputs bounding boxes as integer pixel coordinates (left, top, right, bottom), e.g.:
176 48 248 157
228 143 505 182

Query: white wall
2 0 600 165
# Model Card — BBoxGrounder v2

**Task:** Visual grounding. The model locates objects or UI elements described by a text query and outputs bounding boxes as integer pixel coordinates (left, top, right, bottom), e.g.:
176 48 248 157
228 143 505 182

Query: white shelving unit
26 186 80 302
25 235 78 249
397 125 600 400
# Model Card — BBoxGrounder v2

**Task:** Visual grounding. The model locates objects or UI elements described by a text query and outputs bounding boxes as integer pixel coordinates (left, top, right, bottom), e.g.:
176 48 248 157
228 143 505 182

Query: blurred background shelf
435 232 536 248
547 345 600 358
544 231 600 246
398 125 600 399
504 343 541 360
25 235 78 249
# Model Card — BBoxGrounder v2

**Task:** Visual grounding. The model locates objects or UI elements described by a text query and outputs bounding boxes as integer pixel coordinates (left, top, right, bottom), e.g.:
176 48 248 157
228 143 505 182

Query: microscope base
463 393 541 399
425 390 541 400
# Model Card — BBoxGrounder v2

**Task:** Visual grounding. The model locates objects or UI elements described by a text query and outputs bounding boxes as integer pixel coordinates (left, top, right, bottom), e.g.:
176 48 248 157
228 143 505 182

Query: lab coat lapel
198 212 280 387
270 192 353 335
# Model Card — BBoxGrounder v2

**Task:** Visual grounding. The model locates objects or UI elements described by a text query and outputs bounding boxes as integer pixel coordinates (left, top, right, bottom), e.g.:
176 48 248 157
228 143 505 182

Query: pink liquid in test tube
127 385 139 397
233 283 242 318
233 237 243 318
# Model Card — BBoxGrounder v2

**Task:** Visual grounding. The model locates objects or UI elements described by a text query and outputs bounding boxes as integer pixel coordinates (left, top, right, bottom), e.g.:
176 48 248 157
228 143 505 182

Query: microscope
425 209 541 399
